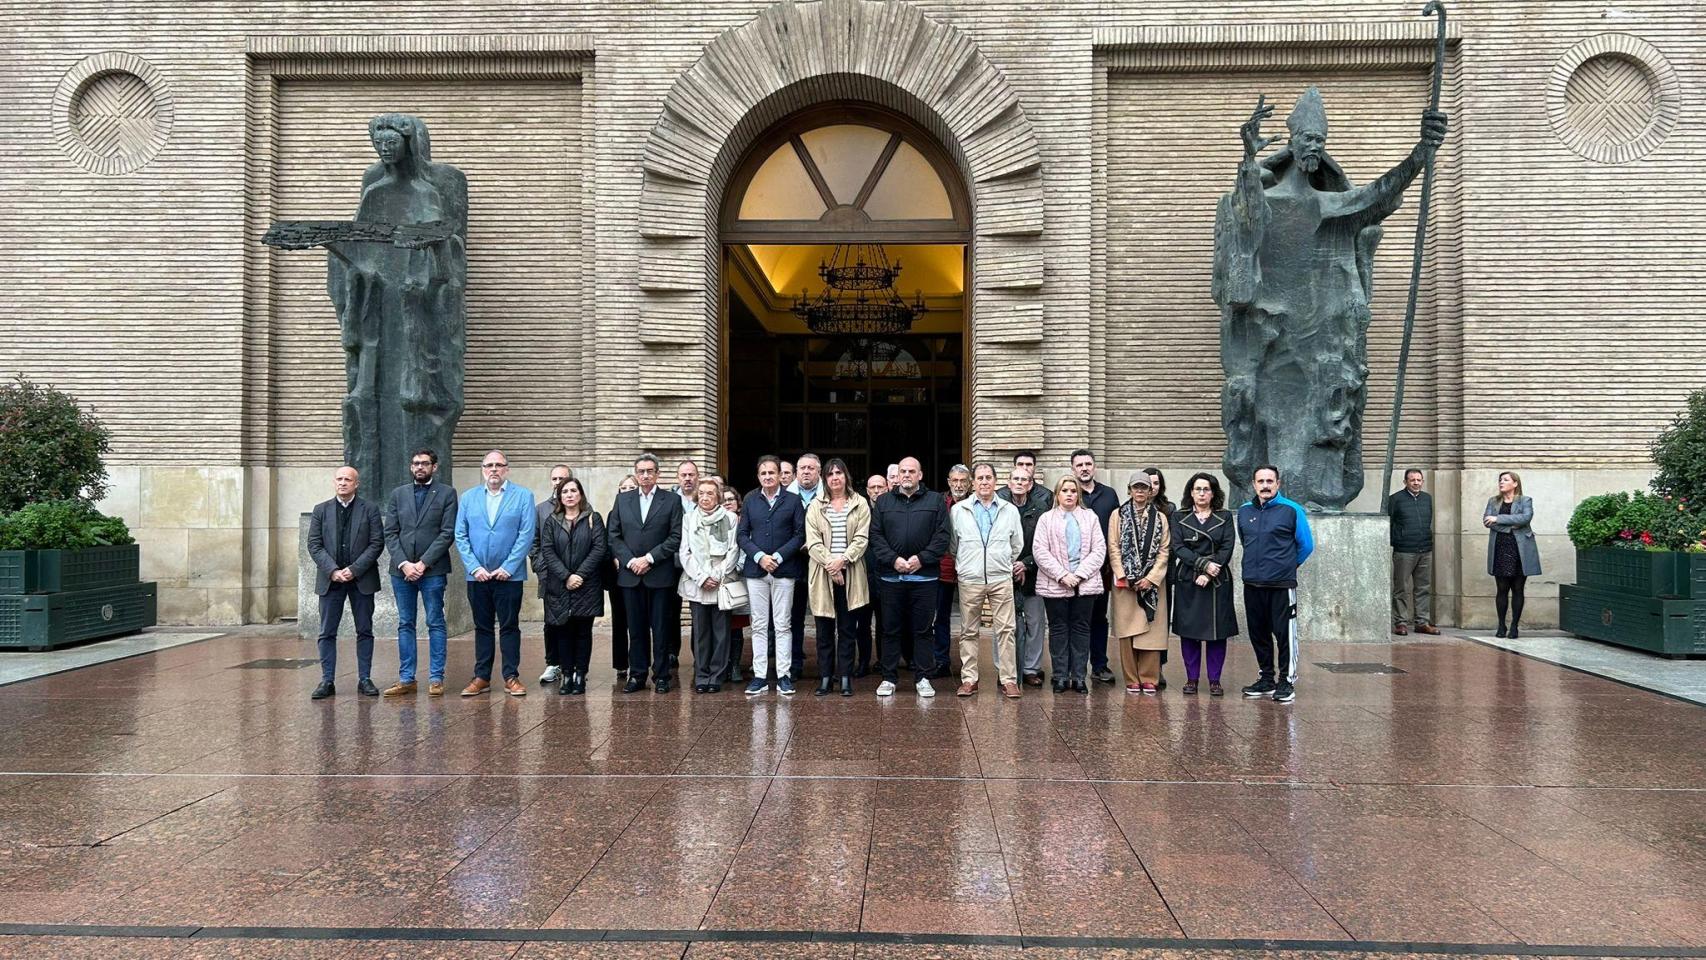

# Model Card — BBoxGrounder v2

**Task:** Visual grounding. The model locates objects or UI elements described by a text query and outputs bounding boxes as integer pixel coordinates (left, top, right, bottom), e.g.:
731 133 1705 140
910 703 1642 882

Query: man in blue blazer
736 454 806 696
607 452 685 693
454 449 535 697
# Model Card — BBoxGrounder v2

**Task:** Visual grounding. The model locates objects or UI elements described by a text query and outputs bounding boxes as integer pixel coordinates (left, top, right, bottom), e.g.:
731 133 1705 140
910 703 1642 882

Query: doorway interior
718 105 970 491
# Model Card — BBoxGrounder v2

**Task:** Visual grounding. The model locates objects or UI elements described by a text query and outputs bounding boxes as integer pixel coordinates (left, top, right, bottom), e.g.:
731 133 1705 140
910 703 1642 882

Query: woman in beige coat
1108 472 1170 694
805 459 871 697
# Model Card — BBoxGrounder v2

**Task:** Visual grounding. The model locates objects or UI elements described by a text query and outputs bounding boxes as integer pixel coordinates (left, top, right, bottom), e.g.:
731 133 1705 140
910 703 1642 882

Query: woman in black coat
541 479 606 695
1170 472 1238 697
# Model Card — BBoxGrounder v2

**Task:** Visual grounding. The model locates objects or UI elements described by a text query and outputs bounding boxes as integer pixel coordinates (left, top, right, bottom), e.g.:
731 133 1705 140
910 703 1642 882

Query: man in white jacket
947 462 1026 699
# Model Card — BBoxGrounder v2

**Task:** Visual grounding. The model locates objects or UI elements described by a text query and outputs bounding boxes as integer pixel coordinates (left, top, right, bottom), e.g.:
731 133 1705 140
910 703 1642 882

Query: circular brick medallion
1548 34 1677 164
54 52 173 174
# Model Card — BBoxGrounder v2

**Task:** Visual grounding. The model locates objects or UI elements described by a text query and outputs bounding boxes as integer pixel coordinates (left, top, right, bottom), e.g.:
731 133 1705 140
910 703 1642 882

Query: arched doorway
718 104 971 486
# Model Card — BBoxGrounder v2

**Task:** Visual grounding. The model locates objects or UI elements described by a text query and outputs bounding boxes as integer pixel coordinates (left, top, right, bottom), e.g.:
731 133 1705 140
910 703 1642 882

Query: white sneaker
876 680 896 697
539 666 562 685
916 678 936 698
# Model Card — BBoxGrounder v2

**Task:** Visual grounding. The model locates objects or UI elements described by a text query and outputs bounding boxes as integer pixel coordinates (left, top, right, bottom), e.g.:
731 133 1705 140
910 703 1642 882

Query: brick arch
632 0 1048 460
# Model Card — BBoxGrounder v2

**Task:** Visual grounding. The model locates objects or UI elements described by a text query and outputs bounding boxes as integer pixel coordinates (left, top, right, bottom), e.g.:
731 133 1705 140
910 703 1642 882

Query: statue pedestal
1296 511 1392 644
296 513 473 641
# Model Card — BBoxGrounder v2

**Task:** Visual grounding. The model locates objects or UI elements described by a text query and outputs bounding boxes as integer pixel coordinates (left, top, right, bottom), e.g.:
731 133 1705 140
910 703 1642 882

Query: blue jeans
392 573 448 684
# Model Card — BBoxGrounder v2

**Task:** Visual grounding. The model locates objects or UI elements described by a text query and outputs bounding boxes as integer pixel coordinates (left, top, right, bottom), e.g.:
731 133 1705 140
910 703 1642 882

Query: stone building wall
2 0 1700 627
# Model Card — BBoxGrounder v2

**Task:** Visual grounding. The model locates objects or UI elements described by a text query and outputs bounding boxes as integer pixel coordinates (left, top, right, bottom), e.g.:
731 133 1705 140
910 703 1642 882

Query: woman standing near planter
805 459 870 697
1484 471 1540 638
679 478 742 693
1108 472 1170 694
1034 476 1107 693
540 479 606 695
1171 472 1237 696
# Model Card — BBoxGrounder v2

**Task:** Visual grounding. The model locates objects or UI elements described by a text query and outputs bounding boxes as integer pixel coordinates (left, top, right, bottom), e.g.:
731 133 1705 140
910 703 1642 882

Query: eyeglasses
482 462 507 469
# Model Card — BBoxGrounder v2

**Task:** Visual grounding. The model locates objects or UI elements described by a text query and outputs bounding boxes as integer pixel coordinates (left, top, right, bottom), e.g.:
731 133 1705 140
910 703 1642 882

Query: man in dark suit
735 454 806 697
307 466 385 700
381 448 458 698
531 463 574 686
607 452 684 693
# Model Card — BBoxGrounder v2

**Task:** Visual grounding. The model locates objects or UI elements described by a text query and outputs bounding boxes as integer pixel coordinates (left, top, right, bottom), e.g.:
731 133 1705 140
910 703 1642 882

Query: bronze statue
1213 89 1447 510
264 114 467 500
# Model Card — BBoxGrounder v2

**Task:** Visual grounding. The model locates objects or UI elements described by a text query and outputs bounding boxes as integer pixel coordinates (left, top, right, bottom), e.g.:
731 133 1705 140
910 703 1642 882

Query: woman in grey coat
1483 471 1540 639
540 479 607 694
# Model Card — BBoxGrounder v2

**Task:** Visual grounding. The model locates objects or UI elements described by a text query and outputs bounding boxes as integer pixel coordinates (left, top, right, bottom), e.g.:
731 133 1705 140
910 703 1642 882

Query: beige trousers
956 579 1017 685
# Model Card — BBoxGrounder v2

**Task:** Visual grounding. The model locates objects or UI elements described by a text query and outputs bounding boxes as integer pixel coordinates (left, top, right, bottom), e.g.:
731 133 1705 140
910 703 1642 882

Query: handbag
717 576 750 615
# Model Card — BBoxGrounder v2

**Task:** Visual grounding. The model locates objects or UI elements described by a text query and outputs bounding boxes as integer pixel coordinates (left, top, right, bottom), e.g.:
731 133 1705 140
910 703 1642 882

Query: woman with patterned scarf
1108 472 1171 694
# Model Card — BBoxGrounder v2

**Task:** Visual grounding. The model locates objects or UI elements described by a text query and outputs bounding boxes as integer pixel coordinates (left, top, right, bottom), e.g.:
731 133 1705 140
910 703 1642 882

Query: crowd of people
304 448 1539 705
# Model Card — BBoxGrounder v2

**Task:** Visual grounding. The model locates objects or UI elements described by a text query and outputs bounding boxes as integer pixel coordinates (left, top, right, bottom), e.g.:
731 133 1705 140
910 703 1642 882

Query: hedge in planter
0 500 154 650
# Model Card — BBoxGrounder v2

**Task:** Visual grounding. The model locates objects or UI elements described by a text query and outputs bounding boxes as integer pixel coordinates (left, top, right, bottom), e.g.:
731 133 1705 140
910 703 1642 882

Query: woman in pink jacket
1033 476 1108 693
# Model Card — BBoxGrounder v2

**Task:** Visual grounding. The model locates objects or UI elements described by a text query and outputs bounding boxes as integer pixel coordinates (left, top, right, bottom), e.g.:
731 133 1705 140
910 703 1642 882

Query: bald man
868 456 950 697
307 466 385 700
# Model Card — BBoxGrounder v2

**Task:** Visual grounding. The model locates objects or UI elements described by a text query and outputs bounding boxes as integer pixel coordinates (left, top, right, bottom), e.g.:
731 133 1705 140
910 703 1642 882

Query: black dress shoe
709 683 722 693
815 678 833 697
840 676 854 697
623 676 646 693
1051 679 1067 693
616 669 628 681
574 673 586 695
655 679 672 694
1508 625 1520 639
558 677 573 695
694 684 707 694
853 662 870 678
1156 673 1167 691
311 681 335 700
357 678 380 697
1495 625 1508 638
1073 679 1090 694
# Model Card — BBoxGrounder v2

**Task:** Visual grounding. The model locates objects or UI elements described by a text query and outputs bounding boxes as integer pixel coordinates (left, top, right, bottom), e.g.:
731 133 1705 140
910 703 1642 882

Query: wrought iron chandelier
791 243 925 336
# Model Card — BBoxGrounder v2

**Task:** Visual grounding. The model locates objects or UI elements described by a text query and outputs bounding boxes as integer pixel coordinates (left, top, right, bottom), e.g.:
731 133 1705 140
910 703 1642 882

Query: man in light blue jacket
454 449 535 697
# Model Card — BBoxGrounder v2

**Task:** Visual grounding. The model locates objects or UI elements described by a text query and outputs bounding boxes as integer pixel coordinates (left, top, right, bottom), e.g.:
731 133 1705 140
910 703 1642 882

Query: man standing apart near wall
1071 450 1120 685
455 450 535 697
1389 468 1439 636
382 449 458 697
1237 465 1313 704
308 466 385 700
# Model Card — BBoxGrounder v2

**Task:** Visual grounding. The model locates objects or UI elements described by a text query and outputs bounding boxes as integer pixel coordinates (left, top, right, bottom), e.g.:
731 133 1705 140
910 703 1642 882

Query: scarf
1118 498 1163 621
688 505 734 567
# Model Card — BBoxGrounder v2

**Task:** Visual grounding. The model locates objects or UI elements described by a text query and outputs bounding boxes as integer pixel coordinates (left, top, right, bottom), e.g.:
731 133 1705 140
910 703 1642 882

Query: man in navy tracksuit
1236 465 1314 703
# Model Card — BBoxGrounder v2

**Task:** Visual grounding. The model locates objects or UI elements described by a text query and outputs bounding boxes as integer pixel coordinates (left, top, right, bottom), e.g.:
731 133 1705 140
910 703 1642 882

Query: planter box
1561 583 1706 657
0 544 141 595
0 581 158 651
1575 547 1706 600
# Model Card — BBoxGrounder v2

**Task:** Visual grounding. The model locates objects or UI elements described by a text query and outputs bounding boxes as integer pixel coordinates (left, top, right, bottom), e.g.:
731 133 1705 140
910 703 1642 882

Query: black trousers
468 579 524 681
544 617 594 675
541 590 557 667
815 582 858 679
1244 584 1297 684
624 583 673 682
790 577 809 677
1089 574 1111 672
853 596 878 670
607 581 629 672
316 581 375 684
668 590 683 660
1044 594 1092 682
878 579 936 683
689 601 730 686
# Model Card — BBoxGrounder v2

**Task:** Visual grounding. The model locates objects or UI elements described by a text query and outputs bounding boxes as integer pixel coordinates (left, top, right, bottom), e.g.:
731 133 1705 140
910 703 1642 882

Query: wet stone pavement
0 626 1703 959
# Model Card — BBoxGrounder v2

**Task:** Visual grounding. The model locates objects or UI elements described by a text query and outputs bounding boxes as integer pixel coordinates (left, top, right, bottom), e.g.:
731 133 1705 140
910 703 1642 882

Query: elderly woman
539 479 606 695
1171 472 1237 696
1483 470 1541 639
1108 473 1170 694
1034 476 1107 694
679 478 741 693
805 458 870 697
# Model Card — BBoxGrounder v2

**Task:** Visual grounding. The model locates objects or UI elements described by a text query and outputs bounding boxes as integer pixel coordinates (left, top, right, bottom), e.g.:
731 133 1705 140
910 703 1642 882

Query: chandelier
791 243 925 336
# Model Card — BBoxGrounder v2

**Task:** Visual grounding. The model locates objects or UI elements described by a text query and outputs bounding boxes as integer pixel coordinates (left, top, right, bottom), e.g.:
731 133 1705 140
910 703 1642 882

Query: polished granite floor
1 626 1704 959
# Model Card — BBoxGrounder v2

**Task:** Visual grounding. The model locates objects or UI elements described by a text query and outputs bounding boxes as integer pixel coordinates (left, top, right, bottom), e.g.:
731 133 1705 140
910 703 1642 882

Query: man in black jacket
307 466 386 700
607 452 685 693
381 448 459 697
1071 449 1121 683
1388 468 1438 636
868 456 950 698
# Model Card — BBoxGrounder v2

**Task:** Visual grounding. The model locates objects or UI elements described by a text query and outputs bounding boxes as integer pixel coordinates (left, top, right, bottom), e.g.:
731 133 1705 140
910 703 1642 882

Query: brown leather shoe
504 677 527 697
428 681 445 697
1416 624 1441 635
956 681 978 697
382 681 417 698
1393 624 1410 636
461 677 490 697
1001 681 1021 699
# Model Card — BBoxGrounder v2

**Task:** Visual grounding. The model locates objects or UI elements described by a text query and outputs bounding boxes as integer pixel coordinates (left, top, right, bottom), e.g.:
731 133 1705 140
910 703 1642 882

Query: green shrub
1651 387 1706 507
1567 492 1629 550
0 500 133 551
0 377 112 513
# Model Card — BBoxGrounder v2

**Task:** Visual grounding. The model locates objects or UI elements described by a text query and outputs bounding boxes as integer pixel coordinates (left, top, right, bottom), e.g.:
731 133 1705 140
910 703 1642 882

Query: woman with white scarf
1108 472 1170 694
678 478 741 693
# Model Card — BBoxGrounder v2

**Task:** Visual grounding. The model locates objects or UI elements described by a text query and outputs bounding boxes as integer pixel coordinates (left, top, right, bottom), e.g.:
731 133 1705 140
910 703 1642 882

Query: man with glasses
532 463 574 686
381 449 458 697
608 452 686 693
454 450 535 697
